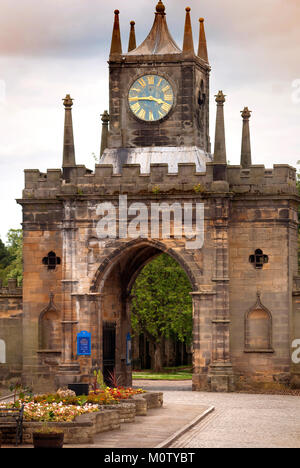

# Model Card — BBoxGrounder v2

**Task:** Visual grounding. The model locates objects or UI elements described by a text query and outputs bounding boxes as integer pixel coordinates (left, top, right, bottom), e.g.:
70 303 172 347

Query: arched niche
245 292 273 353
39 293 61 351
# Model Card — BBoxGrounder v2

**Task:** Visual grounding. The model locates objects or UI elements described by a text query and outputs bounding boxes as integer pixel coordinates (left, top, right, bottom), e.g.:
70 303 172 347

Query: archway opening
131 253 193 374
94 241 196 387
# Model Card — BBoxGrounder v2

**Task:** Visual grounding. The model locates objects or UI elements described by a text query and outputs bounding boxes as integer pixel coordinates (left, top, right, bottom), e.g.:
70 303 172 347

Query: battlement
0 279 22 297
227 164 297 195
22 162 298 199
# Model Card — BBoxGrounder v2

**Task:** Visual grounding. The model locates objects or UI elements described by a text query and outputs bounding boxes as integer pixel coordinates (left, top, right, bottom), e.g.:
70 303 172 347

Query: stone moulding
19 392 163 445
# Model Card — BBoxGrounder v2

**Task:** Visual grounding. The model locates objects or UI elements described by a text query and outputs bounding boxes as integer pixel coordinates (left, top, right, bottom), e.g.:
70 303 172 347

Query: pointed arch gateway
90 239 200 386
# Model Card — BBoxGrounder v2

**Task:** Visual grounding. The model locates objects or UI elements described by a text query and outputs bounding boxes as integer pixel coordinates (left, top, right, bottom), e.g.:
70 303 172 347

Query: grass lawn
132 366 192 380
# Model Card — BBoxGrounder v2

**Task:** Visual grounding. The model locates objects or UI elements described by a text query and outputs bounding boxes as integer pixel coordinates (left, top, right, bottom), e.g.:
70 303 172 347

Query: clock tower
101 1 212 173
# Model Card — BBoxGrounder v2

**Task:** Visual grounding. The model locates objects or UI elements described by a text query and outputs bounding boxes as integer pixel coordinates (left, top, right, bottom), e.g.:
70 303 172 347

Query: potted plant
32 423 64 449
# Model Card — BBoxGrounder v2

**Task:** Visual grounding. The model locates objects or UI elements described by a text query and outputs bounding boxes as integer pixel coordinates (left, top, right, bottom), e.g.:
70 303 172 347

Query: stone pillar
240 107 252 169
72 293 102 378
100 110 110 157
56 201 80 387
191 289 215 391
208 196 235 392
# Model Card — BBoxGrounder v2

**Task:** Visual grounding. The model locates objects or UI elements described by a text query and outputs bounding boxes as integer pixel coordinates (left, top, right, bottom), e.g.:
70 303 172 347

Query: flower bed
0 390 164 445
0 387 146 423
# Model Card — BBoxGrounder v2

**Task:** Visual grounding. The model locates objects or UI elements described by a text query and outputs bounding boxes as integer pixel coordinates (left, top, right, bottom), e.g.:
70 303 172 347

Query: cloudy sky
0 0 299 241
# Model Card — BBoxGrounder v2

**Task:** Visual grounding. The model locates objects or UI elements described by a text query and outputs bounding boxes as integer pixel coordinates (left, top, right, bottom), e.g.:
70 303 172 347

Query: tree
0 229 23 286
131 253 193 372
0 238 10 269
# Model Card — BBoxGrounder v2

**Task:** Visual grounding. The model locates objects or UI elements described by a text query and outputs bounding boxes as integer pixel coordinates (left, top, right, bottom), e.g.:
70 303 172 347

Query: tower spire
182 7 195 54
128 21 136 52
198 18 208 62
214 91 227 164
62 94 76 180
240 107 252 168
110 9 122 57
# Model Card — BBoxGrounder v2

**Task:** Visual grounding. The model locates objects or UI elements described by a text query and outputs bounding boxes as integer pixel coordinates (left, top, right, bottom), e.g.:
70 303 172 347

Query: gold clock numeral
131 87 141 93
138 78 146 87
161 102 171 113
162 85 170 93
147 76 154 85
149 111 154 121
138 108 146 119
164 94 173 102
129 96 138 102
157 78 163 87
131 102 141 113
158 111 164 119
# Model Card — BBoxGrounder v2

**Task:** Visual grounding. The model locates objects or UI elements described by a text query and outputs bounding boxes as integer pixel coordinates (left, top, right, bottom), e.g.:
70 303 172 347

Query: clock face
128 75 174 122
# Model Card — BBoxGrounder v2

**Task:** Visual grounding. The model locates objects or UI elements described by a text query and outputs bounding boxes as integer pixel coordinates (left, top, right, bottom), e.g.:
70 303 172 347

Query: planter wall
141 392 164 409
103 402 136 423
13 392 164 445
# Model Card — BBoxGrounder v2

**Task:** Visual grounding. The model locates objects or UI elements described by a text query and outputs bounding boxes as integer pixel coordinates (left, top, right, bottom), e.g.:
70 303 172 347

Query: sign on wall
126 332 132 366
77 331 91 356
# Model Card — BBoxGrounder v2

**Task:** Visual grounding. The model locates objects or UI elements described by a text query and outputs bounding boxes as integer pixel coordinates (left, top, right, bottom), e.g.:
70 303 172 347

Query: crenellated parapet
0 279 22 297
227 164 298 196
22 162 298 199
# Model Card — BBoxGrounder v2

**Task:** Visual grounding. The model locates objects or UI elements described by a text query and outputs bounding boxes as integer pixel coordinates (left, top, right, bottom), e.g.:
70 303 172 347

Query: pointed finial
63 94 73 108
213 91 227 166
156 1 166 15
183 7 195 54
241 106 252 120
215 90 226 104
198 17 208 62
110 9 122 57
128 21 137 52
240 107 252 168
62 94 76 178
101 110 110 124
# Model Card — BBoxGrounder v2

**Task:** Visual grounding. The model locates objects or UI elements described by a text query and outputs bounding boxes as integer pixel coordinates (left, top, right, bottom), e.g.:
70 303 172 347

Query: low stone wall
142 391 163 409
103 401 136 423
132 395 148 416
21 392 163 445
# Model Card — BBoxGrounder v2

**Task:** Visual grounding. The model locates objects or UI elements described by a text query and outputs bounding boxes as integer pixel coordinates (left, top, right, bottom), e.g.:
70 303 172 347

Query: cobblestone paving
162 390 300 448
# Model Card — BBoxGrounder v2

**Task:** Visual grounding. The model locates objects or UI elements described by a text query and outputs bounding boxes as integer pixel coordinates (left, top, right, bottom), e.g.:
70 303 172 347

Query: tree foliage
131 253 193 371
0 229 23 286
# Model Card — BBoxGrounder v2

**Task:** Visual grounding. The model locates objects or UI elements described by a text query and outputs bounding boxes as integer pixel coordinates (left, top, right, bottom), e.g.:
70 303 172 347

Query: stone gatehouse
1 1 300 392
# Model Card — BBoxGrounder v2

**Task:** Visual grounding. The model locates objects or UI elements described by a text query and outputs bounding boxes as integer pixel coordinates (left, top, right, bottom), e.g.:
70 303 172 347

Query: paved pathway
163 390 300 448
67 403 210 448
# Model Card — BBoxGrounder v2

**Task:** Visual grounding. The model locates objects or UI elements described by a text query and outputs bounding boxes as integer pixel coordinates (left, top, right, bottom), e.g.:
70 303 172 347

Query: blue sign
126 332 132 366
77 331 91 356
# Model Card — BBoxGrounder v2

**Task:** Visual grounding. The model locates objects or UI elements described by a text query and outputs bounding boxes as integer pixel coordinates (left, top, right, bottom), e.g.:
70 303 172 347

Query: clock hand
129 96 154 102
129 96 166 104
